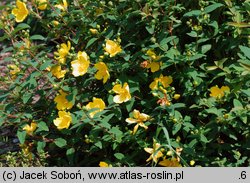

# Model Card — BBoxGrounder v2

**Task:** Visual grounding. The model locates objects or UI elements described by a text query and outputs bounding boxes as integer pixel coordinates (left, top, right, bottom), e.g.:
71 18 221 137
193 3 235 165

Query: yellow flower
55 0 68 11
54 90 73 111
11 0 29 23
36 0 47 10
53 111 72 130
94 62 110 84
144 50 162 72
146 61 161 72
54 41 71 64
71 51 90 77
149 74 173 90
104 40 122 57
23 121 37 135
146 49 160 61
112 82 131 104
8 64 20 75
210 85 230 98
86 97 106 118
159 158 182 167
144 139 163 163
51 65 67 79
125 109 149 135
99 161 112 167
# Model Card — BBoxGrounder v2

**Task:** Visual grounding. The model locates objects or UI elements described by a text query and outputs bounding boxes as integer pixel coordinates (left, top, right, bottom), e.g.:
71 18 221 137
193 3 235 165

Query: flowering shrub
0 0 249 167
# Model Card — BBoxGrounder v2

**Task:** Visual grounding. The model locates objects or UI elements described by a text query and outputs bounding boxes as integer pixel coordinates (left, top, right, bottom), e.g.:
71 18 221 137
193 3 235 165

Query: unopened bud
173 94 180 100
190 160 195 166
90 28 98 35
52 21 59 26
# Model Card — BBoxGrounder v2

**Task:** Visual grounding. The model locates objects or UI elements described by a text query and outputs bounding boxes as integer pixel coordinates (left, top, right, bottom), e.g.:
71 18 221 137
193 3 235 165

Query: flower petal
112 84 123 94
113 95 123 104
138 122 148 130
132 124 139 135
133 109 140 119
144 148 154 154
125 118 138 124
150 62 160 72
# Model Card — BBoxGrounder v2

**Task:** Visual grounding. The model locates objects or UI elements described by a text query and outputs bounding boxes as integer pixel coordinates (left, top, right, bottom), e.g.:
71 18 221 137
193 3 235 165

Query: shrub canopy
0 0 249 166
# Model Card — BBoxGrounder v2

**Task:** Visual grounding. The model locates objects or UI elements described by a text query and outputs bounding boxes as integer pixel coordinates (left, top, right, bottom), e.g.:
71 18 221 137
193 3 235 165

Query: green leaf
30 35 45 40
187 31 198 37
172 123 182 135
239 45 250 59
159 37 175 51
146 25 154 34
12 23 30 35
188 139 198 148
209 21 219 36
0 117 4 126
101 114 114 129
162 127 171 146
0 5 8 11
54 138 67 148
204 3 224 13
40 60 53 70
172 103 186 109
37 121 49 132
86 38 98 49
229 133 237 140
66 148 75 164
126 97 135 112
114 153 124 160
95 141 102 149
233 99 243 108
206 66 218 71
189 54 205 61
37 141 46 152
22 93 32 104
242 89 250 97
17 131 26 144
110 126 122 136
205 107 225 116
0 34 9 42
72 29 82 44
200 134 209 143
109 126 123 142
201 44 212 54
183 10 201 17
0 92 9 102
113 107 122 120
66 148 75 155
228 22 250 28
240 115 247 124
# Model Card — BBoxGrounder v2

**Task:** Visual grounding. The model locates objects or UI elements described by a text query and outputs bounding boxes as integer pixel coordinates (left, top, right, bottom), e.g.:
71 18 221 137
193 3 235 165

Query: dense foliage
0 0 249 167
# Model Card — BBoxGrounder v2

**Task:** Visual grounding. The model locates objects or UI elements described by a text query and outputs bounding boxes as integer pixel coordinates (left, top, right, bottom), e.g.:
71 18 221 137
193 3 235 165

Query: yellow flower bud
52 20 59 26
190 160 195 166
173 94 181 100
37 0 48 10
223 114 229 119
176 136 181 142
90 28 98 35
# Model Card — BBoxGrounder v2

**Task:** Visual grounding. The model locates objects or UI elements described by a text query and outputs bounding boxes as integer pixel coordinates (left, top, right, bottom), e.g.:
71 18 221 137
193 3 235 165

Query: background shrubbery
0 0 249 167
